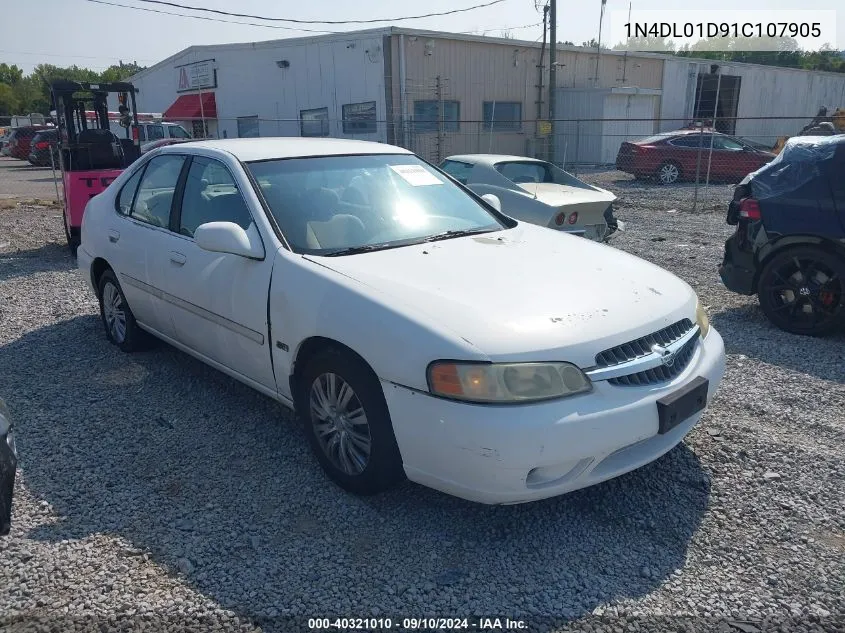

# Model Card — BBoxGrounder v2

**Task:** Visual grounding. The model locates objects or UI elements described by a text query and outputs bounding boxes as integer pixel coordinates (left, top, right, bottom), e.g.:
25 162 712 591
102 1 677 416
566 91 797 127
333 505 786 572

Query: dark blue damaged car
719 135 845 336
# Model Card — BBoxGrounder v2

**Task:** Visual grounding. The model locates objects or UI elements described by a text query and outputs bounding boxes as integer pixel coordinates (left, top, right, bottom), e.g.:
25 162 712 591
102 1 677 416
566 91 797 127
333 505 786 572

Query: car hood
304 223 695 364
515 182 616 209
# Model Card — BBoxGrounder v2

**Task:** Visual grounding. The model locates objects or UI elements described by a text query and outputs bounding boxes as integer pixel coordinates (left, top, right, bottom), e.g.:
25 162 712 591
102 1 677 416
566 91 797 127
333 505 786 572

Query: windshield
246 154 508 255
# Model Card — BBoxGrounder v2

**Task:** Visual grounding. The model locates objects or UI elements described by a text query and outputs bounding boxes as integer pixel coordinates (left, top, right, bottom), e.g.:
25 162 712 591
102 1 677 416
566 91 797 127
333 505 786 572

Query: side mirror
481 193 502 212
195 222 264 259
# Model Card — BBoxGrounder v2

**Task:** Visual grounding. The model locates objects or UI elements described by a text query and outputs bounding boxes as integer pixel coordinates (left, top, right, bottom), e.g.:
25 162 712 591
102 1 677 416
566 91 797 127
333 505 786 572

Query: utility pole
548 0 556 164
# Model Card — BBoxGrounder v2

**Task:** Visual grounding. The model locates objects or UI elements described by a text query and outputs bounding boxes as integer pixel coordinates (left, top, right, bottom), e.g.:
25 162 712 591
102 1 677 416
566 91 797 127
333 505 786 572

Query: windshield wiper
322 243 395 257
420 228 496 243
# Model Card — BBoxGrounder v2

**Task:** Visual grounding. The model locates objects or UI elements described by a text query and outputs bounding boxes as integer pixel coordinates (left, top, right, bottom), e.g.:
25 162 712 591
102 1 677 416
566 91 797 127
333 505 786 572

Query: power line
0 48 159 63
84 0 338 32
128 0 507 24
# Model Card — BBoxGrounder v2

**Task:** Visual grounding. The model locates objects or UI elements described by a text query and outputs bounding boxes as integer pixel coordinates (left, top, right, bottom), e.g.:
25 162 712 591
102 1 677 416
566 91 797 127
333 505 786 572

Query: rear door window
130 154 187 228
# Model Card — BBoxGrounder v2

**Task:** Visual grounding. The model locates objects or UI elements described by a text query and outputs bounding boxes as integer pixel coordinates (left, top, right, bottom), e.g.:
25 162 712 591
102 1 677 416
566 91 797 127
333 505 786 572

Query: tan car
439 154 623 242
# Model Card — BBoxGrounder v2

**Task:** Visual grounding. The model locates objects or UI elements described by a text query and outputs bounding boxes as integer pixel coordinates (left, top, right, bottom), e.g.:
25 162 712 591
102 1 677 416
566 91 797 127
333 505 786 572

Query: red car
5 125 51 160
616 130 775 185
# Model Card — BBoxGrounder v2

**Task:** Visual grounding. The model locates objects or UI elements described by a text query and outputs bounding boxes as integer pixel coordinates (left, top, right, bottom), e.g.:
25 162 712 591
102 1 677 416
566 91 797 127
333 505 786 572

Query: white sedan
439 154 623 242
78 138 725 505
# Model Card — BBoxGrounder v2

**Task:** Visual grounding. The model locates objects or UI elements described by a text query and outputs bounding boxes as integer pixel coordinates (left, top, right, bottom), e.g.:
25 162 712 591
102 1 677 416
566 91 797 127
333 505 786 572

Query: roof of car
160 137 413 162
445 154 547 166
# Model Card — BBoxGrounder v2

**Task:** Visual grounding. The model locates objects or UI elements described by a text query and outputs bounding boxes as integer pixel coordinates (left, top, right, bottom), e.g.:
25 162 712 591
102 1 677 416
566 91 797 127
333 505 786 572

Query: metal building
129 27 845 165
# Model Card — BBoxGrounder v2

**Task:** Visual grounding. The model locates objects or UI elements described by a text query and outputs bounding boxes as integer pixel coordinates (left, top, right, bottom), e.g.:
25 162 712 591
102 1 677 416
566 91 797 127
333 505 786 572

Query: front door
156 155 276 389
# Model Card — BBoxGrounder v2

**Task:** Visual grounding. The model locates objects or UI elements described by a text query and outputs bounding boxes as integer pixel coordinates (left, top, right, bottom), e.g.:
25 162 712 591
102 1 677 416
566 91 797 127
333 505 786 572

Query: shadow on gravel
712 306 845 383
1 315 710 627
0 242 75 282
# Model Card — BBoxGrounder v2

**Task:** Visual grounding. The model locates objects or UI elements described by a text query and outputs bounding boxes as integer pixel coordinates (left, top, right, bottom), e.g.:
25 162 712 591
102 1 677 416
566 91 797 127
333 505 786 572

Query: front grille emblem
652 343 676 367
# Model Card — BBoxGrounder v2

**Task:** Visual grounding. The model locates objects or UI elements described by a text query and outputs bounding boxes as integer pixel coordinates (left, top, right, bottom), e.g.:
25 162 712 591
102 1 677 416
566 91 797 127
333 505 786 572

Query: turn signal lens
696 300 711 339
428 361 592 403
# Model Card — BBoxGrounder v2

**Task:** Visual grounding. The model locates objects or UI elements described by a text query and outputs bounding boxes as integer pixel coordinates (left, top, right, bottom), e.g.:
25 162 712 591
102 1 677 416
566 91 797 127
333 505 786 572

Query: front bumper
384 328 725 504
0 432 17 536
719 234 757 295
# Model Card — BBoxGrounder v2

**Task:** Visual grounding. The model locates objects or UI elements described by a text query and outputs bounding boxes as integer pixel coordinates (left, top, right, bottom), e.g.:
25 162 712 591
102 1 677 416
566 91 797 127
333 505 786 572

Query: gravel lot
1 173 844 633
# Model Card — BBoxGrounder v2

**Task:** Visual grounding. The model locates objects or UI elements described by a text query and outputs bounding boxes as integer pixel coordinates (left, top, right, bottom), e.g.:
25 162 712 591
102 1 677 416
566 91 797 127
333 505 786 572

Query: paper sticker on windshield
390 164 445 186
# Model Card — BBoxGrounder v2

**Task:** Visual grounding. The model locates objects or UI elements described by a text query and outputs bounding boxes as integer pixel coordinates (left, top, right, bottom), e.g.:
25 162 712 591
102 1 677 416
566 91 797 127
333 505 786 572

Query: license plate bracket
656 376 709 435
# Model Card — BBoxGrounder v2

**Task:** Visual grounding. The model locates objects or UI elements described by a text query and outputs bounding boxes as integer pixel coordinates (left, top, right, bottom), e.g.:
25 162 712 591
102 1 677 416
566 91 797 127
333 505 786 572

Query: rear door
109 154 188 338
666 134 711 179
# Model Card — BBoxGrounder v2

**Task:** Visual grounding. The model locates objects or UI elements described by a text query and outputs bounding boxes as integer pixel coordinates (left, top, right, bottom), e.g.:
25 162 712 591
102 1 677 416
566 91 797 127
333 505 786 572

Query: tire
63 208 79 256
656 161 681 185
97 270 146 352
758 246 845 336
298 348 404 495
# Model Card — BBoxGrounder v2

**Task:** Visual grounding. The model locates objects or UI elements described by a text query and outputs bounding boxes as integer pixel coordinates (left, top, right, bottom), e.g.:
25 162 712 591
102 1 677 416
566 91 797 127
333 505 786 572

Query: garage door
602 94 660 164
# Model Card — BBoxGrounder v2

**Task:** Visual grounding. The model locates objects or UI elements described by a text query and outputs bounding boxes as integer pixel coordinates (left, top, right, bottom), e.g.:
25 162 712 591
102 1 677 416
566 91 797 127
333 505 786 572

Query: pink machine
51 80 142 253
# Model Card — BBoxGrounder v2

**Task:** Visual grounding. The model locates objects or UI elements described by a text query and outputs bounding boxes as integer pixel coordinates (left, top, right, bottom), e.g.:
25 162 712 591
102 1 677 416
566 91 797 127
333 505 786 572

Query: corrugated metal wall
660 59 845 142
132 34 389 141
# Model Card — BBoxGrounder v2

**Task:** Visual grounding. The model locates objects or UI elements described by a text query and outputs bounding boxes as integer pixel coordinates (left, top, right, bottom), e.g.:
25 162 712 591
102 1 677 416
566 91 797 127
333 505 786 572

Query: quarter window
178 156 253 238
130 154 186 228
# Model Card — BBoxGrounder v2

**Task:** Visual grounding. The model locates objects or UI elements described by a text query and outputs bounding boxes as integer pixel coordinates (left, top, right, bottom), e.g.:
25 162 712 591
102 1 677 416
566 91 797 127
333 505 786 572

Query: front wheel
758 247 845 336
298 349 404 495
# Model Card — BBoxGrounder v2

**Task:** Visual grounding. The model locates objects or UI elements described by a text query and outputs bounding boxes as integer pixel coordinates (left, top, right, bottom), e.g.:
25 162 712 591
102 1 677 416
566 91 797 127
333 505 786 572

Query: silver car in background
439 154 624 242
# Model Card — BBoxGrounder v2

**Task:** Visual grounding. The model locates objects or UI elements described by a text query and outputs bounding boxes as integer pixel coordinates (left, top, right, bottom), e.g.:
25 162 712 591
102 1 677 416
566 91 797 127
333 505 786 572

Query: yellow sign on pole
538 120 552 136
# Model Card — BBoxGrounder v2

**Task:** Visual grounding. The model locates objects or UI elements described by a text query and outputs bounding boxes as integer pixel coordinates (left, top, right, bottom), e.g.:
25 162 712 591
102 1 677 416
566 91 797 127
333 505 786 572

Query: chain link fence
1 114 840 212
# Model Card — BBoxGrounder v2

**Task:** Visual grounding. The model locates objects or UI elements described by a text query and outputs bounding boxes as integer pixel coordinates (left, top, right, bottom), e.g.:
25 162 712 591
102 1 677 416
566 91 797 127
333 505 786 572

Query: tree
613 37 675 53
100 61 145 83
0 63 23 86
0 83 20 116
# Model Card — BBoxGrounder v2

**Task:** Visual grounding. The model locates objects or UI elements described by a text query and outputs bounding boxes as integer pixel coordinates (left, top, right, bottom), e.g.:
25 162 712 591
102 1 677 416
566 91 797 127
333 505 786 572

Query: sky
2 0 843 75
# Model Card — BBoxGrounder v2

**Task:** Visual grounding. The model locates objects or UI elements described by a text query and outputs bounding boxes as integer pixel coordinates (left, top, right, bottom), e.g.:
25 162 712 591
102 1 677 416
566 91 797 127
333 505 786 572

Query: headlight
427 361 592 403
696 300 711 339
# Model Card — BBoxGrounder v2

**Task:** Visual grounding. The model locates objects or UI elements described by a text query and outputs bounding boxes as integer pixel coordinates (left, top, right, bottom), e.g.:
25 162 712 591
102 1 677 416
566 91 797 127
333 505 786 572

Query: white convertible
78 138 725 504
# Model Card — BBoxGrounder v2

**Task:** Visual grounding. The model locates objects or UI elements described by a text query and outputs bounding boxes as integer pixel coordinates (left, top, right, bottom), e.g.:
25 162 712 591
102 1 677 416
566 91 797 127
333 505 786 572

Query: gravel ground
1 174 844 633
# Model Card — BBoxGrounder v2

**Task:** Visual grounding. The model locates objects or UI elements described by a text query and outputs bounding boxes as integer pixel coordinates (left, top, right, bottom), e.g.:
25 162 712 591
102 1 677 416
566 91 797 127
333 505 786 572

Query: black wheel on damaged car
656 161 681 185
758 246 845 336
298 348 405 495
97 269 147 352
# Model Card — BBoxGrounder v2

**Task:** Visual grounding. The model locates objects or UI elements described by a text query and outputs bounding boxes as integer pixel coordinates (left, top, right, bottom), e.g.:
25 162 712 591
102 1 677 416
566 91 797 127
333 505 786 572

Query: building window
237 116 260 138
413 100 460 133
342 101 377 134
300 107 329 137
483 101 522 131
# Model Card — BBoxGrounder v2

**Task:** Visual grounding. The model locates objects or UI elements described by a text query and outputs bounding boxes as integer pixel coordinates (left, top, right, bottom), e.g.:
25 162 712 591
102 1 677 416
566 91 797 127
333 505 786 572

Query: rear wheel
98 270 146 352
656 161 681 185
298 349 404 495
758 247 845 336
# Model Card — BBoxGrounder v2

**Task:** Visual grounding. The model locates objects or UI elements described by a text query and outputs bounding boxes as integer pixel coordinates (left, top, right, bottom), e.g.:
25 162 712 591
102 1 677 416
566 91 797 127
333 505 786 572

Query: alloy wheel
309 372 372 476
766 255 843 331
102 282 127 344
658 163 679 185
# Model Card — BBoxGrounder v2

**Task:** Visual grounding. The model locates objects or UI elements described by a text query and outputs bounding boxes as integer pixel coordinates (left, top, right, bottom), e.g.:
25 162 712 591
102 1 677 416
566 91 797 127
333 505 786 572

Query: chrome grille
594 319 698 386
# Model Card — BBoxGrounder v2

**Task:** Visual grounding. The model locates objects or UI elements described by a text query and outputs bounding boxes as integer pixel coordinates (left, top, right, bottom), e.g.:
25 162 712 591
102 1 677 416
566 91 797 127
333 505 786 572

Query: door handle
108 230 120 243
169 251 187 266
